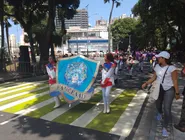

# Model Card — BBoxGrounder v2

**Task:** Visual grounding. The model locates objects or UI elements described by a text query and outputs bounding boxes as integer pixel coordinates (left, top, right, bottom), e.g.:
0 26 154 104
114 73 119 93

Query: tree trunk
0 0 5 72
5 20 12 62
108 0 115 53
37 34 49 64
27 12 36 63
47 0 56 60
27 29 36 63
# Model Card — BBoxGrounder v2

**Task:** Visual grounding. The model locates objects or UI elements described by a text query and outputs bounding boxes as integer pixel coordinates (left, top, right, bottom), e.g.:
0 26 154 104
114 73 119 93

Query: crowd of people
46 50 185 137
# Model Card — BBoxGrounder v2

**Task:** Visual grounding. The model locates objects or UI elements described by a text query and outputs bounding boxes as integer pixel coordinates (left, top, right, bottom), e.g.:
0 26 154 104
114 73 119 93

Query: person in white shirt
142 51 180 137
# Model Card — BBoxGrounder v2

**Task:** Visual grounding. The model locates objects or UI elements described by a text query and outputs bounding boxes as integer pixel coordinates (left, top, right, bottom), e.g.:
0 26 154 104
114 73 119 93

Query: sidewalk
132 74 185 140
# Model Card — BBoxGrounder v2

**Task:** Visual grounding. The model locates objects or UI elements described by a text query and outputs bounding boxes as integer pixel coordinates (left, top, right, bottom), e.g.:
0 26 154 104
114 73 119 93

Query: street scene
0 0 185 140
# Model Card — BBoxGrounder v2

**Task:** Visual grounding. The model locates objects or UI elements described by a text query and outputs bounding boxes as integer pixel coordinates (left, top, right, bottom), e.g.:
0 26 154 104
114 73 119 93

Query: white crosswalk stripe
0 98 54 125
40 88 102 121
0 83 48 96
0 81 47 92
0 91 49 111
71 89 124 127
0 86 48 102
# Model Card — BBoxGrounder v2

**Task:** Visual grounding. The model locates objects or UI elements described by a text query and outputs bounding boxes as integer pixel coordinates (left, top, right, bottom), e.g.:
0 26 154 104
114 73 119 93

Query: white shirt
154 64 176 90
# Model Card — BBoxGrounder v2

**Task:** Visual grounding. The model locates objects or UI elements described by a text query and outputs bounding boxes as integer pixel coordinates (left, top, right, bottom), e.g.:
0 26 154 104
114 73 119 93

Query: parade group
45 50 185 137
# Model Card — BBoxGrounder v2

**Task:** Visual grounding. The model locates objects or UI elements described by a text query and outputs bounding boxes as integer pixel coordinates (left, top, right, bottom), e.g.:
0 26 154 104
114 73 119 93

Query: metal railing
5 61 47 78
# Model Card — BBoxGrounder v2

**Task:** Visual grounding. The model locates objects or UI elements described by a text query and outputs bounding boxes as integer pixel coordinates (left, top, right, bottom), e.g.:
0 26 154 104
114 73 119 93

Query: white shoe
106 105 110 113
103 104 107 113
53 96 61 109
53 104 61 109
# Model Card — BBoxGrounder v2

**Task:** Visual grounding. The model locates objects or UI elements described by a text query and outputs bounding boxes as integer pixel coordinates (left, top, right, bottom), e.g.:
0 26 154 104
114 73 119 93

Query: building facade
9 34 17 55
96 19 107 27
64 9 88 29
67 26 108 54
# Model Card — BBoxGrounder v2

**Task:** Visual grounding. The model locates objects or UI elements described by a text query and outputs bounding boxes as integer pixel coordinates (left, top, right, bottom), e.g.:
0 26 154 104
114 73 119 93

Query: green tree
104 0 121 52
132 0 185 61
111 17 139 50
5 0 79 63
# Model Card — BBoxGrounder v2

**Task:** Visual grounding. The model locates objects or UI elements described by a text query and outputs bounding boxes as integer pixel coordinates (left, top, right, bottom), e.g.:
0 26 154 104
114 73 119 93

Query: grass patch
0 88 49 106
0 84 48 98
0 83 34 92
53 91 102 124
26 99 66 118
26 103 55 118
0 82 22 89
86 90 136 133
3 94 52 113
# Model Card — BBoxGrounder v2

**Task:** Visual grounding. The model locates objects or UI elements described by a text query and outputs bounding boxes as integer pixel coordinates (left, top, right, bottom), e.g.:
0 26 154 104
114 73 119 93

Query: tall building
64 9 88 29
9 34 16 55
20 29 30 46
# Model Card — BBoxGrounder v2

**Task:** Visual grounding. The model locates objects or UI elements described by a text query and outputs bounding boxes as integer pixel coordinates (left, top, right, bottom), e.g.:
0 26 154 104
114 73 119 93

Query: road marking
109 90 147 138
0 80 47 92
0 98 54 125
40 88 102 121
0 91 49 111
0 86 48 102
0 83 47 96
40 101 80 121
71 89 124 127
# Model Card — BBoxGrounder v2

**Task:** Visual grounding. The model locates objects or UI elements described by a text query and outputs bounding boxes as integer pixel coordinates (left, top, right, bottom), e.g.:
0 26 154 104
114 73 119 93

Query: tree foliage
132 0 185 61
3 0 79 63
111 17 141 51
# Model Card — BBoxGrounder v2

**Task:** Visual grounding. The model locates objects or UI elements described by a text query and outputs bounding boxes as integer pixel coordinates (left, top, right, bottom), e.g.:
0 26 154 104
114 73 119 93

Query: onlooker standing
142 51 180 137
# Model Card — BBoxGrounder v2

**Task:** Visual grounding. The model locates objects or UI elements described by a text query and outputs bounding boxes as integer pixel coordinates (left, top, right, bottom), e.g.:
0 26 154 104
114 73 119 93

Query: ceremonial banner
50 55 100 103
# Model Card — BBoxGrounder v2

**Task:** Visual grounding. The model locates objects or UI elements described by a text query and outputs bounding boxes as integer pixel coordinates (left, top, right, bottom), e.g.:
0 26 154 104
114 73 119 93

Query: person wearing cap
142 51 180 137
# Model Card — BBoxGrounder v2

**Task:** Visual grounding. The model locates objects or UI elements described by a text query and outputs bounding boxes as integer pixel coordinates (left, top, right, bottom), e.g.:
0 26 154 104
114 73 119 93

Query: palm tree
104 0 121 52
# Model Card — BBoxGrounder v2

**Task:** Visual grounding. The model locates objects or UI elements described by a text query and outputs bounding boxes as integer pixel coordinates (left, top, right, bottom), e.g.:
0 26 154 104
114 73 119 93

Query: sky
9 0 138 43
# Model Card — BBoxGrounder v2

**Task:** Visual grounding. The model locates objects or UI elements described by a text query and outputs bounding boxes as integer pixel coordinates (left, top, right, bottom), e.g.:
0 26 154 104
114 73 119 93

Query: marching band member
46 56 61 108
101 53 116 114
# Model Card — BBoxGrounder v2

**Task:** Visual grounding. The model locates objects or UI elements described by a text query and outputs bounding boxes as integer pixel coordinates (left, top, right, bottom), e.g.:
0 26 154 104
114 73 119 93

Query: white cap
155 51 170 59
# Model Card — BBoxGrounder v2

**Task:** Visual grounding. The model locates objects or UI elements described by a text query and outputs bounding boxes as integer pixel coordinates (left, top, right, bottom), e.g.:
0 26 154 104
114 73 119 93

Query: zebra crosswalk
0 81 146 137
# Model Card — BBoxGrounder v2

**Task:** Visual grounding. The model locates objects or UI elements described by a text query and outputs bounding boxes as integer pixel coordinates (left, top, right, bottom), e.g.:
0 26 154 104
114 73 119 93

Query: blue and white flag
50 55 100 103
